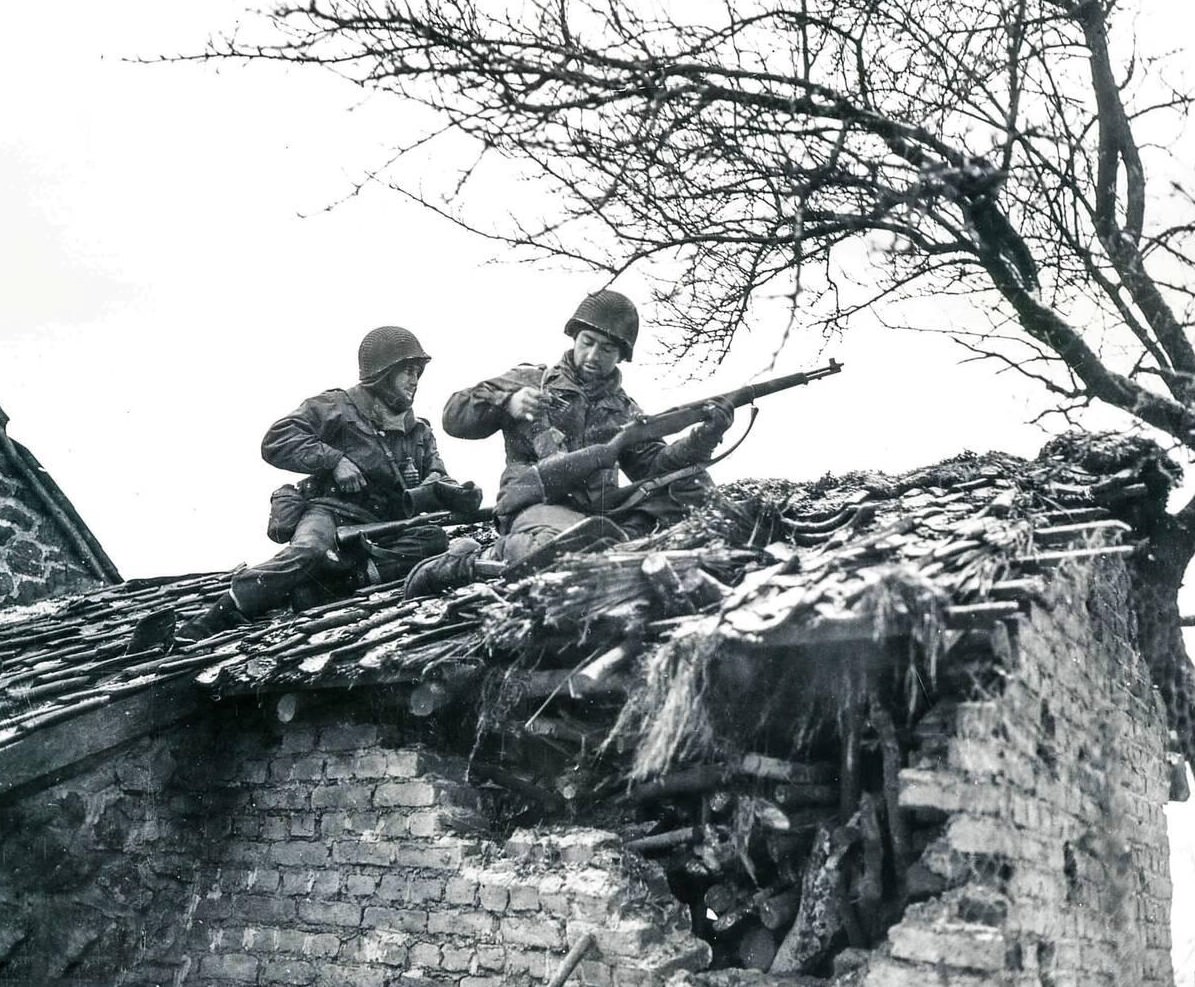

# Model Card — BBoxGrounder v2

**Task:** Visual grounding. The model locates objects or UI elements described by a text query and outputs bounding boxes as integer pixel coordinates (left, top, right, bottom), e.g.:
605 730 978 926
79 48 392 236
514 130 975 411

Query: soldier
403 289 732 597
178 326 482 641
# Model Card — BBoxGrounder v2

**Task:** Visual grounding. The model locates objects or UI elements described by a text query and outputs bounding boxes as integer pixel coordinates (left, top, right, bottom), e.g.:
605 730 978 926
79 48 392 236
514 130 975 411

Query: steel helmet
564 289 639 362
358 326 431 381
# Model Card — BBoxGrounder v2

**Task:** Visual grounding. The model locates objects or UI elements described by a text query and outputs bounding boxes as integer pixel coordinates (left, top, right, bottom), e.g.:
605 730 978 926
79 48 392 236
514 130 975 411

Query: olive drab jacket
442 351 694 517
262 385 448 521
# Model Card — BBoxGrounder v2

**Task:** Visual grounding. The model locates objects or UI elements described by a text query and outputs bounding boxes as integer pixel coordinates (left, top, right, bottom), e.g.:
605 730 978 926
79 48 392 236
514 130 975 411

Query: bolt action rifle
495 359 844 518
334 508 495 552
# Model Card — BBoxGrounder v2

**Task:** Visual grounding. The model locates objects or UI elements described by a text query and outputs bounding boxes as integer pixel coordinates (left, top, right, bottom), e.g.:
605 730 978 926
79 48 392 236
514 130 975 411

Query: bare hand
332 456 366 493
508 386 551 423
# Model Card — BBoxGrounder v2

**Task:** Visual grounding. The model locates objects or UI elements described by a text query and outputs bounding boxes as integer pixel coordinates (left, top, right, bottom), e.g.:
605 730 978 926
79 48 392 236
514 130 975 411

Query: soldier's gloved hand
508 386 550 423
691 397 734 449
333 456 367 493
434 480 484 515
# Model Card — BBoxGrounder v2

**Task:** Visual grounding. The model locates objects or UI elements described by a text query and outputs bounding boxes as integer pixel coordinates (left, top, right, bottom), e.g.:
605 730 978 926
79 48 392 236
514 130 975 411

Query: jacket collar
345 384 417 432
546 350 622 399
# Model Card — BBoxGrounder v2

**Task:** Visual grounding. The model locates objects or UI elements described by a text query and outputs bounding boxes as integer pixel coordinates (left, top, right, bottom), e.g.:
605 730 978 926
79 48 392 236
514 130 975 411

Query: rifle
495 359 843 518
335 508 495 551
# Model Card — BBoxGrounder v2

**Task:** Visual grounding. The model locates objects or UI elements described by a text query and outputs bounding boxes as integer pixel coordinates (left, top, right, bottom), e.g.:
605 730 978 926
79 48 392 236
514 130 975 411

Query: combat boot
403 537 483 600
176 592 247 642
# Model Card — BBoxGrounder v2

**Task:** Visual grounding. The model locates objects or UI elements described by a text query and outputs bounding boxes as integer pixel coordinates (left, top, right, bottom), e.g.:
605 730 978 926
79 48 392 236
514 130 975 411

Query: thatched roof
0 433 1176 783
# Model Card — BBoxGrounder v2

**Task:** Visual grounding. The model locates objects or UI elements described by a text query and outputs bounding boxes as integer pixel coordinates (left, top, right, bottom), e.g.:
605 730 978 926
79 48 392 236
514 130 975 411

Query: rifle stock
496 359 843 517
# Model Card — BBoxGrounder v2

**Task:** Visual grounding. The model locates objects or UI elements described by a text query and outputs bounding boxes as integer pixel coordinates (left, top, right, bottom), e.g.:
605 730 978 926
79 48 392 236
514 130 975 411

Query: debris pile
0 433 1185 976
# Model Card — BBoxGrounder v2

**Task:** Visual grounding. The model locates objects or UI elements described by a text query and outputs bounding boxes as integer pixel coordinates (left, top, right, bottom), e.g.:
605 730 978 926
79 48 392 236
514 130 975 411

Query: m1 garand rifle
334 508 496 552
496 359 844 518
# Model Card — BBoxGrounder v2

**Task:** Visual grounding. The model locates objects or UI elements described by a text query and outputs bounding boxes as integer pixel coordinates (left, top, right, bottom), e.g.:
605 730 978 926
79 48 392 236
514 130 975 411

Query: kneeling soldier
403 289 732 598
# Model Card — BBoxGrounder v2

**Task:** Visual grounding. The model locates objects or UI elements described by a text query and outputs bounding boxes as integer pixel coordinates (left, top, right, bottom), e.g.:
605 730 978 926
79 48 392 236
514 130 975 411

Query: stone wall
865 558 1174 986
0 449 111 605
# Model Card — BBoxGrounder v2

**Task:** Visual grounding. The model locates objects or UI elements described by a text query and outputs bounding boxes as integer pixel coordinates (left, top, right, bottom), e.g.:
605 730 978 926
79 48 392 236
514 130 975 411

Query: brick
445 876 479 905
315 965 386 987
245 868 281 894
333 841 398 867
199 953 259 982
279 869 341 897
346 874 379 896
441 945 476 972
392 841 467 870
269 842 332 867
428 909 497 938
312 784 372 810
505 946 555 978
320 811 384 839
261 816 289 841
374 781 438 807
889 921 1007 972
253 787 311 811
502 915 566 950
508 882 541 912
298 900 362 927
270 754 326 782
363 906 428 933
409 941 442 967
475 945 506 971
341 930 409 966
568 919 662 957
290 813 317 837
409 875 446 903
325 751 390 780
261 959 317 984
479 877 511 912
407 807 484 837
237 894 296 924
579 959 614 986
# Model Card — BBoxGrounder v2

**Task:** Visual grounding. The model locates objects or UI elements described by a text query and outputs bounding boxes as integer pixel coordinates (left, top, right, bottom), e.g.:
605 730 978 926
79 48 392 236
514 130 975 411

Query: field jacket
442 351 692 515
262 385 448 521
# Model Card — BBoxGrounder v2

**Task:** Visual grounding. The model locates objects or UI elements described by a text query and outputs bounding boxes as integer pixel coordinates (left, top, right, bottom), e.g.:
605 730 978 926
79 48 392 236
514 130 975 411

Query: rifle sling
609 405 759 515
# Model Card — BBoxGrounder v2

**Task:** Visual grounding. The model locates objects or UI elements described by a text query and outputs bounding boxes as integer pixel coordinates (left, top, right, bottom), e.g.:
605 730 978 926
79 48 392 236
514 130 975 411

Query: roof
0 431 1176 792
0 405 122 589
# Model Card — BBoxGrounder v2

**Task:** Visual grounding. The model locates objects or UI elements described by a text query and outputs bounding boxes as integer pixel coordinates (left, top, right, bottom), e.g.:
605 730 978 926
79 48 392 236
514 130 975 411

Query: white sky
0 3 1192 978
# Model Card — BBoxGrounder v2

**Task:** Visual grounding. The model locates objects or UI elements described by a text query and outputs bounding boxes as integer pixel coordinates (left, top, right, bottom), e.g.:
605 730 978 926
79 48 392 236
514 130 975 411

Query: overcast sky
2 1 1194 978
0 0 1109 580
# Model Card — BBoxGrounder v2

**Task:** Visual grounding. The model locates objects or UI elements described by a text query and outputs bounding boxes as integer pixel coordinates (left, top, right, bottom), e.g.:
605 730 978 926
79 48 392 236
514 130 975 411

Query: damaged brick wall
869 558 1174 986
0 722 219 985
0 696 710 987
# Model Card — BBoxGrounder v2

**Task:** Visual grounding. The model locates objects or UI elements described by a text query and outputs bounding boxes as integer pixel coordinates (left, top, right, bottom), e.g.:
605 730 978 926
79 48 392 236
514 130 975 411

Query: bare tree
211 0 1195 746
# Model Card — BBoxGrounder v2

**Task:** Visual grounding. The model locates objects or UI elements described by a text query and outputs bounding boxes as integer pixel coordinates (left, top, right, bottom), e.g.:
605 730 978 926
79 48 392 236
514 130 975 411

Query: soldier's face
572 330 623 380
375 361 424 411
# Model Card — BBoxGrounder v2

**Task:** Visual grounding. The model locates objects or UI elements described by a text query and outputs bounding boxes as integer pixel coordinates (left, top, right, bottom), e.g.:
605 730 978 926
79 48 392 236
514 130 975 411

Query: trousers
231 506 446 615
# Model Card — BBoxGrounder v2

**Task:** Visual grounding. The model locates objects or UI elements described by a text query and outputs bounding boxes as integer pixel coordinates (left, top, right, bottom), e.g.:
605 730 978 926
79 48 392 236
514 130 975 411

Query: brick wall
0 556 1177 987
0 696 710 987
865 558 1174 986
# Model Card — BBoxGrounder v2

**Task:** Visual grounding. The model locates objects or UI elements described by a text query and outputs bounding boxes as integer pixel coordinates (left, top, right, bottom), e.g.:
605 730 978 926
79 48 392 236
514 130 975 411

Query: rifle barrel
722 359 843 409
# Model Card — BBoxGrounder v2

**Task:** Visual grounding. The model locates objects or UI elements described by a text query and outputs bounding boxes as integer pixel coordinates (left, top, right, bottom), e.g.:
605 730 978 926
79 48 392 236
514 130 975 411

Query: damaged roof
0 432 1177 787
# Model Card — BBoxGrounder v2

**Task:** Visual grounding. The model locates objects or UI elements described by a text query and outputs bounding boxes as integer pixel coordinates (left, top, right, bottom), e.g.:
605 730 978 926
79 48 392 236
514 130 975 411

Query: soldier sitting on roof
177 326 483 641
403 289 733 598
